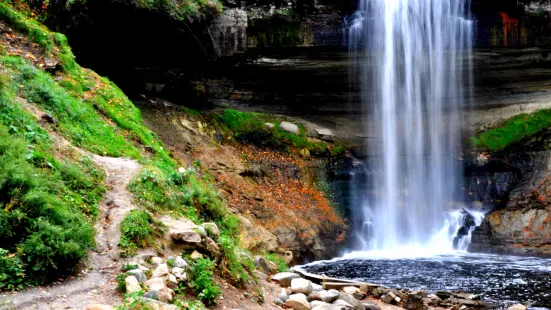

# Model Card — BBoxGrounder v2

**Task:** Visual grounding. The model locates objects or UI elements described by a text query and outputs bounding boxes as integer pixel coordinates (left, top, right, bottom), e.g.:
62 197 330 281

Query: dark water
303 252 551 308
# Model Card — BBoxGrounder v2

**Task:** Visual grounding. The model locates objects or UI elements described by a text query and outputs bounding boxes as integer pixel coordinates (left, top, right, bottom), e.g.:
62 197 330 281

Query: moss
473 109 551 152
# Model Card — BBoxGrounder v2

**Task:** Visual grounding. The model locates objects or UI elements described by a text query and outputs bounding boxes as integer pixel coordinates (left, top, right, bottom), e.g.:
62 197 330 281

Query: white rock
173 256 190 270
144 277 166 291
279 122 299 134
271 272 300 287
285 297 311 310
126 269 147 283
342 286 360 295
312 283 323 292
171 267 187 282
152 263 169 278
150 257 164 267
264 122 275 130
508 305 527 310
310 300 329 308
314 128 334 137
291 278 313 295
125 276 141 293
167 274 178 289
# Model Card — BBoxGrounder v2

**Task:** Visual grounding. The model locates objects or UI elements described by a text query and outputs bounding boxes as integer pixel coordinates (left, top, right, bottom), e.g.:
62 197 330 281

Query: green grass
119 210 167 256
473 109 551 152
190 257 220 306
266 253 288 273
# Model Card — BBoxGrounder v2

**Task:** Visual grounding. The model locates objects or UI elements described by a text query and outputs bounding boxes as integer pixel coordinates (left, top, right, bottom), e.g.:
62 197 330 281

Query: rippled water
303 252 551 308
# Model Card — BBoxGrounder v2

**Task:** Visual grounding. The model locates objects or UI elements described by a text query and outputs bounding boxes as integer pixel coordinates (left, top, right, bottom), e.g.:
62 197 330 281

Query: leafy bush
0 248 26 290
119 210 166 256
191 258 220 306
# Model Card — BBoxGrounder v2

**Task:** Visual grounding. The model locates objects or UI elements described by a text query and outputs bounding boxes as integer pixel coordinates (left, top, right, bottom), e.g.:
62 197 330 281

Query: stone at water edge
125 276 141 293
508 305 527 310
319 289 339 303
271 272 300 287
333 299 355 310
152 263 169 278
291 278 313 295
126 269 147 283
279 122 300 134
285 297 311 310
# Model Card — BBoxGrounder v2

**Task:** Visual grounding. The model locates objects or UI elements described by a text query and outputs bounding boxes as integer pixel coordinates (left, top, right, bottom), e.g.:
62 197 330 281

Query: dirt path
0 151 140 310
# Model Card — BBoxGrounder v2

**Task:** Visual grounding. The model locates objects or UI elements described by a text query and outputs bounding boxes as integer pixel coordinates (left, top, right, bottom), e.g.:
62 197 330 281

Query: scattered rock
171 229 202 246
310 300 329 308
254 256 270 274
308 292 322 301
312 283 323 292
405 293 428 310
291 278 313 295
144 290 158 300
151 257 164 267
205 237 221 256
286 295 311 310
279 122 300 134
364 303 382 310
190 250 204 260
201 222 220 239
167 274 178 289
264 122 275 130
152 264 169 279
278 288 289 302
272 272 300 287
125 276 141 294
274 297 284 306
319 289 340 303
314 128 335 141
172 267 187 282
333 299 354 310
126 269 147 283
337 292 366 310
145 277 166 291
173 256 189 270
158 287 175 303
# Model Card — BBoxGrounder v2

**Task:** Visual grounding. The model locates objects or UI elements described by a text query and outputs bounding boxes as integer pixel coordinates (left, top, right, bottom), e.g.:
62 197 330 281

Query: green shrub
116 273 127 293
119 210 166 256
191 258 220 306
0 248 26 290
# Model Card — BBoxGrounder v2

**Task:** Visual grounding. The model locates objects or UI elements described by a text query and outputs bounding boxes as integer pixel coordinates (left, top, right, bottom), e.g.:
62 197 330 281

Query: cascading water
348 0 474 250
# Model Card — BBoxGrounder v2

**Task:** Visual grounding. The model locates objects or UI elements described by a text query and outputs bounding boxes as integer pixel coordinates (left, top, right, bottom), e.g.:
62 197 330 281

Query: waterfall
348 0 474 250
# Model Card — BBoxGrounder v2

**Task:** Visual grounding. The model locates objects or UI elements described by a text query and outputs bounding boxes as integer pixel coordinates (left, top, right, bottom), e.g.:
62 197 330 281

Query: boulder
158 287 175 303
319 289 340 303
365 304 382 310
278 288 289 302
171 229 202 246
314 128 335 141
279 122 300 134
312 283 323 292
152 264 169 279
125 276 141 293
143 290 158 300
172 267 187 282
337 292 365 310
272 272 300 287
173 256 190 270
333 299 354 310
167 274 178 289
274 297 284 306
308 292 322 301
286 296 311 310
145 277 166 291
254 256 270 274
126 269 147 283
291 278 313 295
201 222 220 239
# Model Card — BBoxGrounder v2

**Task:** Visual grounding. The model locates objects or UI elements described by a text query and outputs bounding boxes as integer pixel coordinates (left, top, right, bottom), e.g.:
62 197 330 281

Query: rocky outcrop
469 130 551 256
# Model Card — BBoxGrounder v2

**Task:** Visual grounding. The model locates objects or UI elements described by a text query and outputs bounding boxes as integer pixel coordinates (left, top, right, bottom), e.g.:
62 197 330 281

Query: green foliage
0 248 26 290
119 210 166 256
266 253 288 273
190 257 220 306
473 109 551 152
122 263 138 272
0 124 95 285
116 273 127 293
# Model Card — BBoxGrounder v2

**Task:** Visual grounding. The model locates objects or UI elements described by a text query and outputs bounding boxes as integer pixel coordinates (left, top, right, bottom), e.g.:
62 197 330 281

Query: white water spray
349 0 474 250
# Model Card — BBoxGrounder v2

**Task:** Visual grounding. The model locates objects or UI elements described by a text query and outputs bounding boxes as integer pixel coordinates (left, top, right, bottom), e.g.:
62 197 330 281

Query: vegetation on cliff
0 2 252 294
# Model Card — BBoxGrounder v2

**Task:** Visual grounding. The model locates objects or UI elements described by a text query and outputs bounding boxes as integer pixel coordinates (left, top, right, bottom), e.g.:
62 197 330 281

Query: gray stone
157 287 175 303
333 299 354 310
193 225 208 237
274 298 284 306
172 267 187 282
173 256 190 270
126 269 147 283
272 272 300 287
310 300 329 308
144 277 166 291
278 288 289 302
167 274 178 289
201 222 220 239
291 278 313 295
143 290 158 300
125 276 141 293
279 122 300 134
384 292 398 304
289 293 309 301
319 289 339 303
152 264 169 278
308 292 322 301
337 292 365 310
312 283 323 292
150 257 164 267
205 237 221 256
170 229 202 246
254 256 270 274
